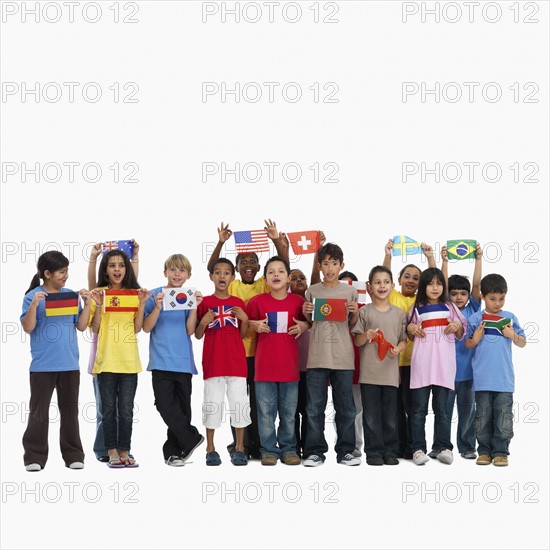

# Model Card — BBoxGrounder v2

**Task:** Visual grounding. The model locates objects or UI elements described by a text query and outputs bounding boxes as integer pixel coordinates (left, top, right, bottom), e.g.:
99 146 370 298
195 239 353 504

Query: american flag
208 305 239 330
233 230 270 254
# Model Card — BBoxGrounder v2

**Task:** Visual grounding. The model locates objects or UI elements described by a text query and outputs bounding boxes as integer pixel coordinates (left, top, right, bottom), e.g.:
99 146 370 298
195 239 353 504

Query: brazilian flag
447 240 476 260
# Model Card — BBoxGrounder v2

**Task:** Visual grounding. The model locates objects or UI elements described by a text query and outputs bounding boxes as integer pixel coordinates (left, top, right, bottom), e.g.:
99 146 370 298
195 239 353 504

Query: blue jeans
97 373 137 451
475 391 513 457
255 381 298 457
411 385 452 453
444 380 476 454
304 369 355 462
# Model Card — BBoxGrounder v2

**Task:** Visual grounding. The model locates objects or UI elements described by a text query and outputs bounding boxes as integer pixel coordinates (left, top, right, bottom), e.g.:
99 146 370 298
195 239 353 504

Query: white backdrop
1 1 548 549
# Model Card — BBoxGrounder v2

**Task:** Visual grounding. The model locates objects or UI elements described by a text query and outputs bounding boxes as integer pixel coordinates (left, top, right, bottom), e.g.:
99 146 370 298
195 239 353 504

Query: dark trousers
98 372 137 451
360 383 398 459
228 356 261 456
23 371 84 468
475 391 513 457
152 370 201 459
397 365 412 455
294 371 308 456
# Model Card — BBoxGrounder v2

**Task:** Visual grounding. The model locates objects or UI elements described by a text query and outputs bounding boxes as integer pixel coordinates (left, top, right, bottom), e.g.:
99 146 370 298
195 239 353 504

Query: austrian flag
287 231 320 255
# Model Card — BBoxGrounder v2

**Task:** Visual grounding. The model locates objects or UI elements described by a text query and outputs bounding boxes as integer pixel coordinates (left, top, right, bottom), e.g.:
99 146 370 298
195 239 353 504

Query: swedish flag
447 240 476 260
392 235 422 257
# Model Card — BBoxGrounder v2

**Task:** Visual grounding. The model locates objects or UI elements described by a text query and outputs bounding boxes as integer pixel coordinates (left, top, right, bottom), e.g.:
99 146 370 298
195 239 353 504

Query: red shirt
197 295 247 379
247 293 306 382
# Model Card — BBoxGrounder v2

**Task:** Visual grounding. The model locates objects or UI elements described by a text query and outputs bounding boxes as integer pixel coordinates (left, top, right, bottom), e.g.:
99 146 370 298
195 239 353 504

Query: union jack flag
208 305 238 330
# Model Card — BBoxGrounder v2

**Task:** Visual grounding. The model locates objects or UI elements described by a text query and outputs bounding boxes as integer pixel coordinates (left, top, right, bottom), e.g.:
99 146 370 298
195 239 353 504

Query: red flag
371 329 394 361
287 231 320 255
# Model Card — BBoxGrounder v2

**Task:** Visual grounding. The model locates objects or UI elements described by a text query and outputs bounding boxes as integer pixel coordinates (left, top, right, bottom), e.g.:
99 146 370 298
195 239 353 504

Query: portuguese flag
312 298 347 322
103 289 139 313
482 313 512 336
447 239 476 260
45 291 79 317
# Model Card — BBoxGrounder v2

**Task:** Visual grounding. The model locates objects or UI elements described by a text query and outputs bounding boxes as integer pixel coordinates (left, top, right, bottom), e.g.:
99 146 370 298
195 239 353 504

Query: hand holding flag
287 230 321 255
392 235 422 257
288 317 309 339
368 329 395 361
251 315 271 334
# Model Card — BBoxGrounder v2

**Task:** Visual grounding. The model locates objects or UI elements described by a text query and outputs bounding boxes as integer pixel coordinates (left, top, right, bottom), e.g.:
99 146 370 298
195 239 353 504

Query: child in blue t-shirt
21 251 92 471
431 243 482 460
465 274 526 467
143 254 205 466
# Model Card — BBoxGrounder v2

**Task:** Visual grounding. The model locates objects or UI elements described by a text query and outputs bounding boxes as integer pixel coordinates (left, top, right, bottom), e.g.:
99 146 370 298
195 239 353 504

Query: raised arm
206 222 232 273
422 242 437 268
130 239 140 280
87 243 102 289
440 245 449 293
310 230 326 286
265 218 289 263
471 243 483 302
382 239 393 270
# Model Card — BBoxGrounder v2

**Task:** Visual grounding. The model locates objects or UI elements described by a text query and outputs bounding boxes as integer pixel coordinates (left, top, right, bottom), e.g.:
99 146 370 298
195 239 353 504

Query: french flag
266 311 288 333
416 304 450 328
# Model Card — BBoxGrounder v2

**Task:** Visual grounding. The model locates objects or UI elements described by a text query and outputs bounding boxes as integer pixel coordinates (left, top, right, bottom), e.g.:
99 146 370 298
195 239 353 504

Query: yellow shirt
389 289 415 367
89 295 142 374
228 277 269 357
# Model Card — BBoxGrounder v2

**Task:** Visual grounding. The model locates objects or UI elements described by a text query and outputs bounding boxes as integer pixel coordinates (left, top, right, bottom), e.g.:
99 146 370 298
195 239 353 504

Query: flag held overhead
233 230 270 254
447 240 476 260
392 235 422 257
287 231 320 255
102 240 135 259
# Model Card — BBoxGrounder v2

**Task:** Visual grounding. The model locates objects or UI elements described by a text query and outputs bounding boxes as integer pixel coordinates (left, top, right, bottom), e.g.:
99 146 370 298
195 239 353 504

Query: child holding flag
406 268 467 466
21 251 91 471
247 256 309 465
195 258 250 466
89 250 149 468
143 254 204 466
301 242 360 467
465 274 526 466
352 266 407 466
383 238 436 459
431 242 483 460
206 220 289 459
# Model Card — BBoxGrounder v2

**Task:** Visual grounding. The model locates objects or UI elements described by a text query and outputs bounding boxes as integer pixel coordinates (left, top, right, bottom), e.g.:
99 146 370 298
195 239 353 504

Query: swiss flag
288 230 320 255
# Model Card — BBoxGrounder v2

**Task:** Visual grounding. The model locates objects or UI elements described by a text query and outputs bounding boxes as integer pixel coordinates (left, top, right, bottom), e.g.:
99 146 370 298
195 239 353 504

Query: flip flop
107 457 125 469
121 456 139 468
206 451 222 466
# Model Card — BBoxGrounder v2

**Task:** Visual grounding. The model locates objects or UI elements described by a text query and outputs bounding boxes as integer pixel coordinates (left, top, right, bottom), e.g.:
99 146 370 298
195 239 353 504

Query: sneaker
412 450 429 465
384 456 399 466
281 452 301 465
493 456 509 467
261 453 278 466
352 449 362 458
165 456 186 467
461 451 477 460
338 453 361 466
181 435 205 463
303 454 323 467
68 461 84 469
25 463 42 472
366 456 384 466
436 449 453 465
476 454 492 465
96 455 109 463
428 449 439 459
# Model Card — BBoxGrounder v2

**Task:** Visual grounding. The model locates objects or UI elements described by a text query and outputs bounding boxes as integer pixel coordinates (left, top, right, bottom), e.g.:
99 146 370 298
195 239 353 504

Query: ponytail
26 251 70 295
26 273 42 294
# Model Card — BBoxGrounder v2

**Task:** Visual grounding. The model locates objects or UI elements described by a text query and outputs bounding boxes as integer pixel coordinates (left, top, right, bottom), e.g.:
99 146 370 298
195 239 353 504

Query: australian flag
208 305 238 330
102 240 135 259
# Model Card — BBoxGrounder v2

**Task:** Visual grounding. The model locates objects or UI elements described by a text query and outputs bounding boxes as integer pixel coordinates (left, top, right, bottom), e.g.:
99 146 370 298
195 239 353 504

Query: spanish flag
312 298 347 322
447 240 476 260
103 289 139 313
45 291 79 317
482 313 512 336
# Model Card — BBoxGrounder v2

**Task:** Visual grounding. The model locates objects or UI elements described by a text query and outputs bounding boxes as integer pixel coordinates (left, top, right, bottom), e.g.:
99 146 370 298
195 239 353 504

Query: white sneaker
68 462 84 469
25 463 42 472
303 455 323 467
165 456 186 467
436 449 453 464
412 450 429 465
339 453 361 466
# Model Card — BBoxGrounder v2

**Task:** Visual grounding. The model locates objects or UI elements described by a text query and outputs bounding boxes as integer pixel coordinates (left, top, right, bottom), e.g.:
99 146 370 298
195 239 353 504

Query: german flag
312 298 347 322
45 291 79 317
103 289 139 313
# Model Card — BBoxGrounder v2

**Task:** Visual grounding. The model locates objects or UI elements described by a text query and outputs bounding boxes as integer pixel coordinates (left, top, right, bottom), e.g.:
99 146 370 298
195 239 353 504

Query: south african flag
447 240 476 260
482 313 512 336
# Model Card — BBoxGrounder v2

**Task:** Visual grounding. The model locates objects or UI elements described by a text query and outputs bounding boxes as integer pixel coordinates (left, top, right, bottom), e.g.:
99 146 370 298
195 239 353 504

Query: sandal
206 451 222 466
231 450 248 466
107 457 125 469
120 455 139 468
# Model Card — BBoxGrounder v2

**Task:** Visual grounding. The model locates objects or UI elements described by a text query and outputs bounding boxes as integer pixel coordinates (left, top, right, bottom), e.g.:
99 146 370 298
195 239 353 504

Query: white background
1 1 548 548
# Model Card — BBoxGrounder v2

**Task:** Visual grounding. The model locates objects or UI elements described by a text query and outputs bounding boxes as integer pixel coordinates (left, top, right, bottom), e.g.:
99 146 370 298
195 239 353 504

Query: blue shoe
206 451 222 466
231 451 248 466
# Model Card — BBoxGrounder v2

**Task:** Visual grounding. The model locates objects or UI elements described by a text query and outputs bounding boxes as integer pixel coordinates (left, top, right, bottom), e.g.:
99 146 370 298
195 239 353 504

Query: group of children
20 224 526 471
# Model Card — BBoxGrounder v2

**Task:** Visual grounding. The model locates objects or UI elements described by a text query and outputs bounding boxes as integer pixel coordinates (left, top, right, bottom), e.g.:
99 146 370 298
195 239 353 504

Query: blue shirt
454 295 481 382
21 286 81 372
467 309 525 392
144 287 197 374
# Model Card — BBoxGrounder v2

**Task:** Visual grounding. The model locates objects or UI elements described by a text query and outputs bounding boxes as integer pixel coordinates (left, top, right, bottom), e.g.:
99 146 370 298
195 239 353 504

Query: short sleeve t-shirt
144 287 197 374
247 292 305 382
21 286 81 372
389 289 416 367
197 294 247 379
